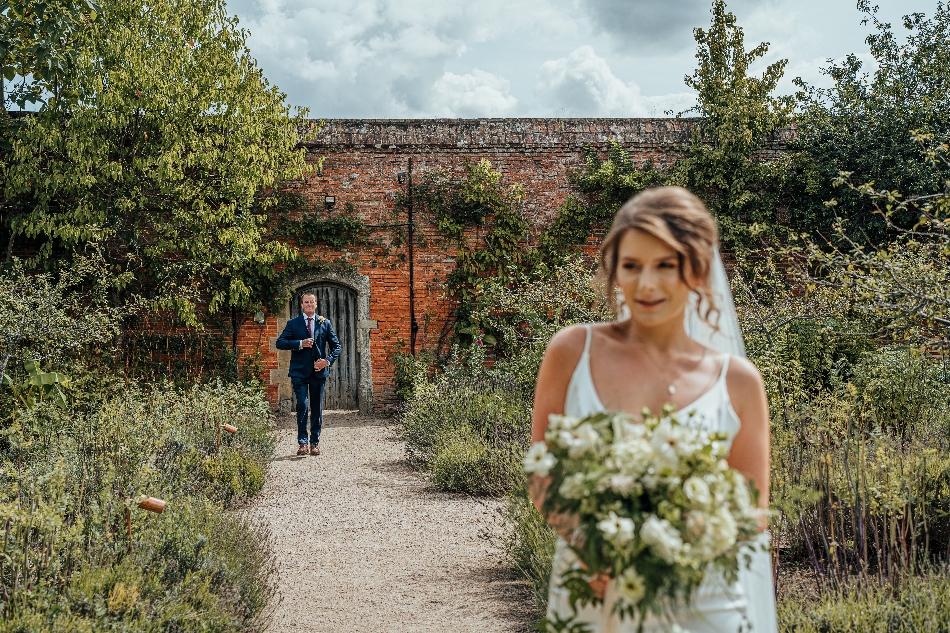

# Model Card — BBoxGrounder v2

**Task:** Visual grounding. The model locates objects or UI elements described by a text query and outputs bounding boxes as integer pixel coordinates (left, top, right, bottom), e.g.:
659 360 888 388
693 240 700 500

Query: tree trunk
231 307 238 351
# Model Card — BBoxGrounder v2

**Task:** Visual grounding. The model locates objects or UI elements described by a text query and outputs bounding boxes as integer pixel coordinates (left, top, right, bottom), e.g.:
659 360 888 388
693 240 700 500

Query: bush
398 367 532 496
850 346 950 438
770 347 950 590
430 424 490 493
0 380 277 631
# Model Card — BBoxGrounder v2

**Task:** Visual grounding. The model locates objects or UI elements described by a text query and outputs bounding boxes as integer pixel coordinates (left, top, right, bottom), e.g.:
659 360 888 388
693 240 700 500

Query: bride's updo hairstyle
598 186 720 328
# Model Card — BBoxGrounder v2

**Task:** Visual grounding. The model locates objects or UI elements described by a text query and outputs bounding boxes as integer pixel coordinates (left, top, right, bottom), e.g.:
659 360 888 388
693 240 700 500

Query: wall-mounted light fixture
397 172 407 184
253 310 266 325
324 195 335 210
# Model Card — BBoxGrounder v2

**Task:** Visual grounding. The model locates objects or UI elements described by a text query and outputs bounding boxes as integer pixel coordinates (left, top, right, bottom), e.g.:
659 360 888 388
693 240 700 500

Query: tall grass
769 348 950 593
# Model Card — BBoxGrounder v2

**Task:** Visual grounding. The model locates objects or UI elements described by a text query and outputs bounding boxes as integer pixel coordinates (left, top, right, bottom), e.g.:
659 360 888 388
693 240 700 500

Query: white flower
616 567 646 605
523 442 556 477
732 478 753 513
700 507 739 559
650 421 687 471
548 413 580 432
611 439 654 475
604 473 639 495
683 476 712 506
597 511 635 544
562 422 600 458
640 515 684 563
558 473 588 499
686 510 708 539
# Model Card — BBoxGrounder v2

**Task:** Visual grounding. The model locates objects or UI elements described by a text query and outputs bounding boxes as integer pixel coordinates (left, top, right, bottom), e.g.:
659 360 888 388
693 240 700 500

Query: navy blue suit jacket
276 314 342 380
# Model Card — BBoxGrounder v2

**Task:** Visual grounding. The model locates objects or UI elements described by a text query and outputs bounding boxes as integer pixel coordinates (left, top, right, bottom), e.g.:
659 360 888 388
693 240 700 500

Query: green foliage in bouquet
525 408 765 629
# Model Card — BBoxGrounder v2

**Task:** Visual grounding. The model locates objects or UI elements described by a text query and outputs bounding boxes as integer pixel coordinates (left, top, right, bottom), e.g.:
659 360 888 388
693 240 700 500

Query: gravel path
249 411 533 633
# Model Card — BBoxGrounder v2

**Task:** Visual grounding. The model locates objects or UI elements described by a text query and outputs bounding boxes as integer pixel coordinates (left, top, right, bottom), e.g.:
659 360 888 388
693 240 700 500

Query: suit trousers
292 376 326 445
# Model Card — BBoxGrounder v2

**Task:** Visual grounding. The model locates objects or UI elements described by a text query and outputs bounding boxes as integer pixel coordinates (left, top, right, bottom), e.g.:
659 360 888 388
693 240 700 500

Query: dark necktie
307 316 313 338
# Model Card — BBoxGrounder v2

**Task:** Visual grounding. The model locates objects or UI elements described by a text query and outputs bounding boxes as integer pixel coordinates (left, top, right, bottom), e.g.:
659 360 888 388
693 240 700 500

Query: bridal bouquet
524 407 766 628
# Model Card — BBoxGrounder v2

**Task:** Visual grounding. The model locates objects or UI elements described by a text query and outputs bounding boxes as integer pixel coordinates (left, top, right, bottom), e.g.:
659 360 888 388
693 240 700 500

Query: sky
224 0 934 119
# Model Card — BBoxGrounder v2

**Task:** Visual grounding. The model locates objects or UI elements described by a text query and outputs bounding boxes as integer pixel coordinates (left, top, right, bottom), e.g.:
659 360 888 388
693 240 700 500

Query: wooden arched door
291 283 359 410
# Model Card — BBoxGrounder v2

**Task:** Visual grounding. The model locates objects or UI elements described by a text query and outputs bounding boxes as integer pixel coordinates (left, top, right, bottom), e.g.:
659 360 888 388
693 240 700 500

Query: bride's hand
588 572 610 601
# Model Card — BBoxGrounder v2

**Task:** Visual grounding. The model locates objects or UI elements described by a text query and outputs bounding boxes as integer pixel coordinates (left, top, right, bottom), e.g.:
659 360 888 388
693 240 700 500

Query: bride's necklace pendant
668 384 676 396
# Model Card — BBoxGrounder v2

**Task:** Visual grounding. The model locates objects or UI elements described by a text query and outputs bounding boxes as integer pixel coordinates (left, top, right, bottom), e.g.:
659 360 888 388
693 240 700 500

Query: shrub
430 424 490 494
0 381 277 631
398 369 532 495
850 347 950 439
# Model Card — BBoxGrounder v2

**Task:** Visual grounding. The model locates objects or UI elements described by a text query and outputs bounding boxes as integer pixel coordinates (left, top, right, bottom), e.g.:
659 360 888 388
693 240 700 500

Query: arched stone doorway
273 269 374 414
291 283 358 409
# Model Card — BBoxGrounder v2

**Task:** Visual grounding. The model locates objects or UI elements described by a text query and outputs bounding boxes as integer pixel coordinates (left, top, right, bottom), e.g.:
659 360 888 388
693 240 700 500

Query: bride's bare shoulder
724 355 768 423
725 355 765 390
545 324 588 358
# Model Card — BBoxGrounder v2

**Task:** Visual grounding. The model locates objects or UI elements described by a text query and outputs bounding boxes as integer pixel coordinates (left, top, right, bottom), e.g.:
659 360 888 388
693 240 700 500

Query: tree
561 1 794 252
801 139 950 347
0 0 312 327
788 1 950 243
674 0 794 249
0 0 98 113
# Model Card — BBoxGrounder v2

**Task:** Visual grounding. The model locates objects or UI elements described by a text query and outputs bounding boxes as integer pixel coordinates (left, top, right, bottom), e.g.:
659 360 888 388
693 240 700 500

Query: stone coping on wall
303 118 695 151
302 117 795 153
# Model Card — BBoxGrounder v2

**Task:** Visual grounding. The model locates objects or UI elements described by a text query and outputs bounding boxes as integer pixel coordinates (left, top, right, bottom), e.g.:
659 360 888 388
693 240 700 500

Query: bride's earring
615 287 630 320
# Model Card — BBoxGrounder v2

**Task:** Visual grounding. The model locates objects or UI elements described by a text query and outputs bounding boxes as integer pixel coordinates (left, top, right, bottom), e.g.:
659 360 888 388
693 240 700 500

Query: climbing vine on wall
270 189 369 248
401 160 531 338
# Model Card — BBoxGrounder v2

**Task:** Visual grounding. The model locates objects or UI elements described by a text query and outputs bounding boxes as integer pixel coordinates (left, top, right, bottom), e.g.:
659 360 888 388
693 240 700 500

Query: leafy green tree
563 1 793 251
801 145 950 347
674 0 794 248
788 1 950 243
1 0 311 326
0 0 98 112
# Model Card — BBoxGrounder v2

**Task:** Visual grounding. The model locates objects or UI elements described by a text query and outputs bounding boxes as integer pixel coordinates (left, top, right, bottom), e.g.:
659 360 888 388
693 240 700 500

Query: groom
276 291 341 456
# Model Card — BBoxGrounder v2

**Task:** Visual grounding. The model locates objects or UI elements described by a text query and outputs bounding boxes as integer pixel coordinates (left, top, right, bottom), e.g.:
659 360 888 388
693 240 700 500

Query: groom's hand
301 338 314 348
314 359 330 370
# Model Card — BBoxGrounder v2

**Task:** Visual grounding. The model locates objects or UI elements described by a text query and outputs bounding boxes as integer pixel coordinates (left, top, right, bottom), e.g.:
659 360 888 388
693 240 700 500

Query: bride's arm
528 325 587 537
724 356 771 525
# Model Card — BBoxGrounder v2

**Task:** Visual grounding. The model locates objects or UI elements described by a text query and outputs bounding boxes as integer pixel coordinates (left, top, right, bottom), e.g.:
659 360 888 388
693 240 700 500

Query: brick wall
244 117 787 412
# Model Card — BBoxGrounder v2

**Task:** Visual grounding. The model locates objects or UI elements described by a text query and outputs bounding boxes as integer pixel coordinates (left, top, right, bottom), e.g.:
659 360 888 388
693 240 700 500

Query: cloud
579 0 766 54
228 0 537 117
535 46 695 116
430 70 519 117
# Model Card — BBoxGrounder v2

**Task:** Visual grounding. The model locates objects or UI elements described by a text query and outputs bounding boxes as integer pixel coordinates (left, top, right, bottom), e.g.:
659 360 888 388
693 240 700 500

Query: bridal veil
684 247 778 633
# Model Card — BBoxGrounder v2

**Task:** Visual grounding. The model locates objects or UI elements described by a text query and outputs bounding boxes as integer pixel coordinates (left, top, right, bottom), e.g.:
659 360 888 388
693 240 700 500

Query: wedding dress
546 250 779 632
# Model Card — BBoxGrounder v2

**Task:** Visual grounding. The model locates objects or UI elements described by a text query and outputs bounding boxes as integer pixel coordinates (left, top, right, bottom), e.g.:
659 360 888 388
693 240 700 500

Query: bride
529 186 777 632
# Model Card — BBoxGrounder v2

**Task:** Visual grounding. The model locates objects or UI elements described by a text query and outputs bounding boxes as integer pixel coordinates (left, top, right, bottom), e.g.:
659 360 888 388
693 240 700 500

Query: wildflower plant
526 407 767 629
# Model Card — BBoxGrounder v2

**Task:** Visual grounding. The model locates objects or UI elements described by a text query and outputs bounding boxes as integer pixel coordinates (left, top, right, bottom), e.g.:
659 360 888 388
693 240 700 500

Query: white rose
604 473 639 495
548 413 580 432
686 510 708 538
618 421 648 440
683 476 712 506
523 442 556 477
701 507 739 559
640 515 684 563
597 511 635 544
566 423 600 459
558 473 588 499
611 439 654 475
616 567 646 605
